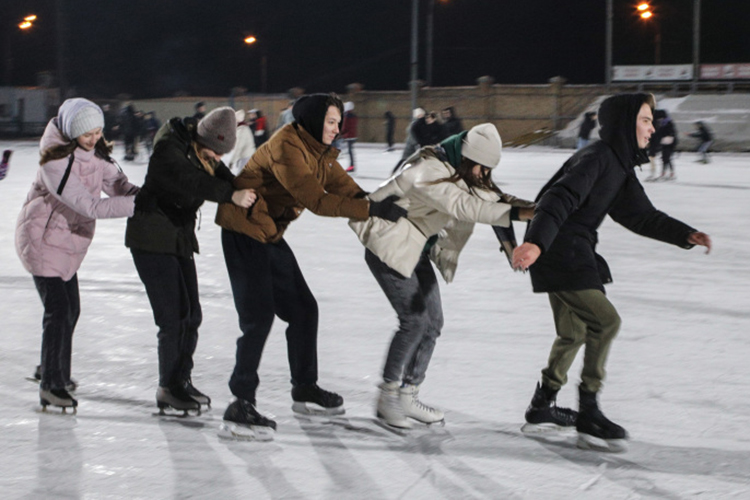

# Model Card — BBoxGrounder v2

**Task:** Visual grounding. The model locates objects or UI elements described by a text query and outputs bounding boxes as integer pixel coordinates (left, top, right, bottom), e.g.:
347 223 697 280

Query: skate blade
155 404 201 418
576 433 628 453
218 422 274 442
409 417 445 427
26 377 40 384
521 422 576 435
39 403 77 415
373 417 412 434
291 401 345 417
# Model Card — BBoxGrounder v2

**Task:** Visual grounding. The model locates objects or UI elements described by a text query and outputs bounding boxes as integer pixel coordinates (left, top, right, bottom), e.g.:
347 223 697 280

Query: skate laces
550 403 578 424
296 384 341 406
184 379 207 397
411 395 437 413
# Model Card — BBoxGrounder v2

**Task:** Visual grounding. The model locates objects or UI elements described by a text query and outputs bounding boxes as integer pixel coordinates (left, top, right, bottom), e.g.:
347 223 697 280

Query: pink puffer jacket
15 120 139 281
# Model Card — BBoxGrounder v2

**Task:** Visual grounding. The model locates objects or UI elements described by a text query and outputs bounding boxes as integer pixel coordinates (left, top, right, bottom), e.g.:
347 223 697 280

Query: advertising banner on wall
700 64 750 80
613 65 693 81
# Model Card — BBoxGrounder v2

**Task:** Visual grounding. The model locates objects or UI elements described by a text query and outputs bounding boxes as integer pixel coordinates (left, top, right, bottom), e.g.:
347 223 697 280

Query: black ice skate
28 365 78 392
156 386 201 416
291 383 345 416
219 399 276 441
184 379 211 408
522 382 578 434
40 387 78 413
576 387 628 453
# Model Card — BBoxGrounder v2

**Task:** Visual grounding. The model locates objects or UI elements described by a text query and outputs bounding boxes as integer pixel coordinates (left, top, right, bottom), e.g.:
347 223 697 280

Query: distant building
0 87 60 136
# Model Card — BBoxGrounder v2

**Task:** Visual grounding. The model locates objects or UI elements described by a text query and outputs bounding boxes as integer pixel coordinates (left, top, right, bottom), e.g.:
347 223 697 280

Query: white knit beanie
57 98 105 140
462 123 502 168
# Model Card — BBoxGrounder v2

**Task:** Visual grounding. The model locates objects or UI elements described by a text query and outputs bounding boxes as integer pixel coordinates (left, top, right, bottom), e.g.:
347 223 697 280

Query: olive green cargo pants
540 289 621 393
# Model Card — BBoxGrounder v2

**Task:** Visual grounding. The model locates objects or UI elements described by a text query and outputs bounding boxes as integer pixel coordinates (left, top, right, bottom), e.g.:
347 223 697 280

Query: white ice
1 140 748 499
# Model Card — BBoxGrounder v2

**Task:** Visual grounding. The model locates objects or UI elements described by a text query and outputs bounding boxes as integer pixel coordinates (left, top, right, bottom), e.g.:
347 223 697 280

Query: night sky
3 0 749 98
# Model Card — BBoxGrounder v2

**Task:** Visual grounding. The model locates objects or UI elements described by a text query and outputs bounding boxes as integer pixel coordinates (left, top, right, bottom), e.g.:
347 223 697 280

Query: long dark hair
40 137 114 165
435 156 502 194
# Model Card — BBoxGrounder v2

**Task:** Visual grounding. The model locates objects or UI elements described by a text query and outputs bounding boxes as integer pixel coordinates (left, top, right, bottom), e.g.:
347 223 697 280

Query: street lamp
5 14 38 85
607 1 701 89
244 35 267 93
636 2 661 65
409 0 419 111
426 0 451 87
19 15 37 30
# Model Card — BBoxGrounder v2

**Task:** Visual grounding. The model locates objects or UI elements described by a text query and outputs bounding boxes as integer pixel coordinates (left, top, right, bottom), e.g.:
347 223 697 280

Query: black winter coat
525 94 697 293
125 117 235 258
412 118 448 147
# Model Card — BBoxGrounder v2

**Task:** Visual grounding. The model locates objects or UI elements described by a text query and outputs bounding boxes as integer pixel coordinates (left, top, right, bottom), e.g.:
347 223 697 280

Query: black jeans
222 230 318 402
131 250 202 388
34 275 80 390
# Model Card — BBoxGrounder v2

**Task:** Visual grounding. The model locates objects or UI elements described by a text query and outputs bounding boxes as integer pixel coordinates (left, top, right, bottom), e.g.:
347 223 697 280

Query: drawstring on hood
597 93 654 168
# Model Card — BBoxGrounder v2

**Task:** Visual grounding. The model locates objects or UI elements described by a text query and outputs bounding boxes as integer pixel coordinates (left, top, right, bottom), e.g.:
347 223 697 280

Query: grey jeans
365 249 443 385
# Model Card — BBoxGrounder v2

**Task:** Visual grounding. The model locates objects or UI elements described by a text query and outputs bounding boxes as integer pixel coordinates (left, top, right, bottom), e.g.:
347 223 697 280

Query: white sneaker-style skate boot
376 382 411 428
399 384 444 424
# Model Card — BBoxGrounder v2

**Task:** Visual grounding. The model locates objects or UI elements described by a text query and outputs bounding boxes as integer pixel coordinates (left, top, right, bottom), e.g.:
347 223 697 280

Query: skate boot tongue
291 384 345 416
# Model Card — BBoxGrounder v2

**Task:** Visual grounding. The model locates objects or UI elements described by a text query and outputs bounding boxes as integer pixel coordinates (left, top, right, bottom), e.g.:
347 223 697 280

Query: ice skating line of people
16 93 711 452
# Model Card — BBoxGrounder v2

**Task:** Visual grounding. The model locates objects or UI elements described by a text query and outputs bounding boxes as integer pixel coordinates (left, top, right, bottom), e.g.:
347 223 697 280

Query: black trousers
131 250 202 388
221 230 318 402
661 144 675 174
344 138 356 167
34 275 80 390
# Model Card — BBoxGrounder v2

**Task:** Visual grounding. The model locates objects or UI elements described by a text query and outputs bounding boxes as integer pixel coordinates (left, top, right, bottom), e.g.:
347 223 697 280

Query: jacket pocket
125 210 178 254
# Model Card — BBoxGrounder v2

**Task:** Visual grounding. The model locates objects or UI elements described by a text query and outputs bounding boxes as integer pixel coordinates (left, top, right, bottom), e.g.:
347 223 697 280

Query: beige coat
349 150 518 282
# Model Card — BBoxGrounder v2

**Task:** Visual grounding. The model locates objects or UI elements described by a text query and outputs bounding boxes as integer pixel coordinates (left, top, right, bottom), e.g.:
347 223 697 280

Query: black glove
369 195 408 222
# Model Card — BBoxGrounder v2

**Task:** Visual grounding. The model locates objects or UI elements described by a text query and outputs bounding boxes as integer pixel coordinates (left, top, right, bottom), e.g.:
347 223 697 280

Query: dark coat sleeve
608 176 696 248
148 142 234 205
214 161 236 184
525 155 603 253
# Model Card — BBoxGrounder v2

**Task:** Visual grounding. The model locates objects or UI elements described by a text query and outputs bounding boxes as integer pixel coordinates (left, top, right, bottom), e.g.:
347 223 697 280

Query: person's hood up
597 93 654 168
39 119 72 152
292 94 342 144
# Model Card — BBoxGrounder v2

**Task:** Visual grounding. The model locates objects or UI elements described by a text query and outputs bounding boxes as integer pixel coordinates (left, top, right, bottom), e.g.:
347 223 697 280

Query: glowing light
641 11 653 19
24 15 37 22
18 22 33 29
244 36 257 45
637 3 650 11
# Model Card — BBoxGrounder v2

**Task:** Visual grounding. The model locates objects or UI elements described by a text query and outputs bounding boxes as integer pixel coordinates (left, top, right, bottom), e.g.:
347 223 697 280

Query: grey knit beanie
196 107 237 154
461 123 502 168
57 98 105 140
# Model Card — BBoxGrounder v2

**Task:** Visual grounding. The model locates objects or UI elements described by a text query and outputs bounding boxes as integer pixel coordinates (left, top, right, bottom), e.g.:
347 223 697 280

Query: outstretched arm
687 231 712 254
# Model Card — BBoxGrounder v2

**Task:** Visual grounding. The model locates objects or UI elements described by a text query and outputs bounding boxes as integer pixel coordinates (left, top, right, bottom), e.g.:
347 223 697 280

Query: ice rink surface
1 139 748 499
